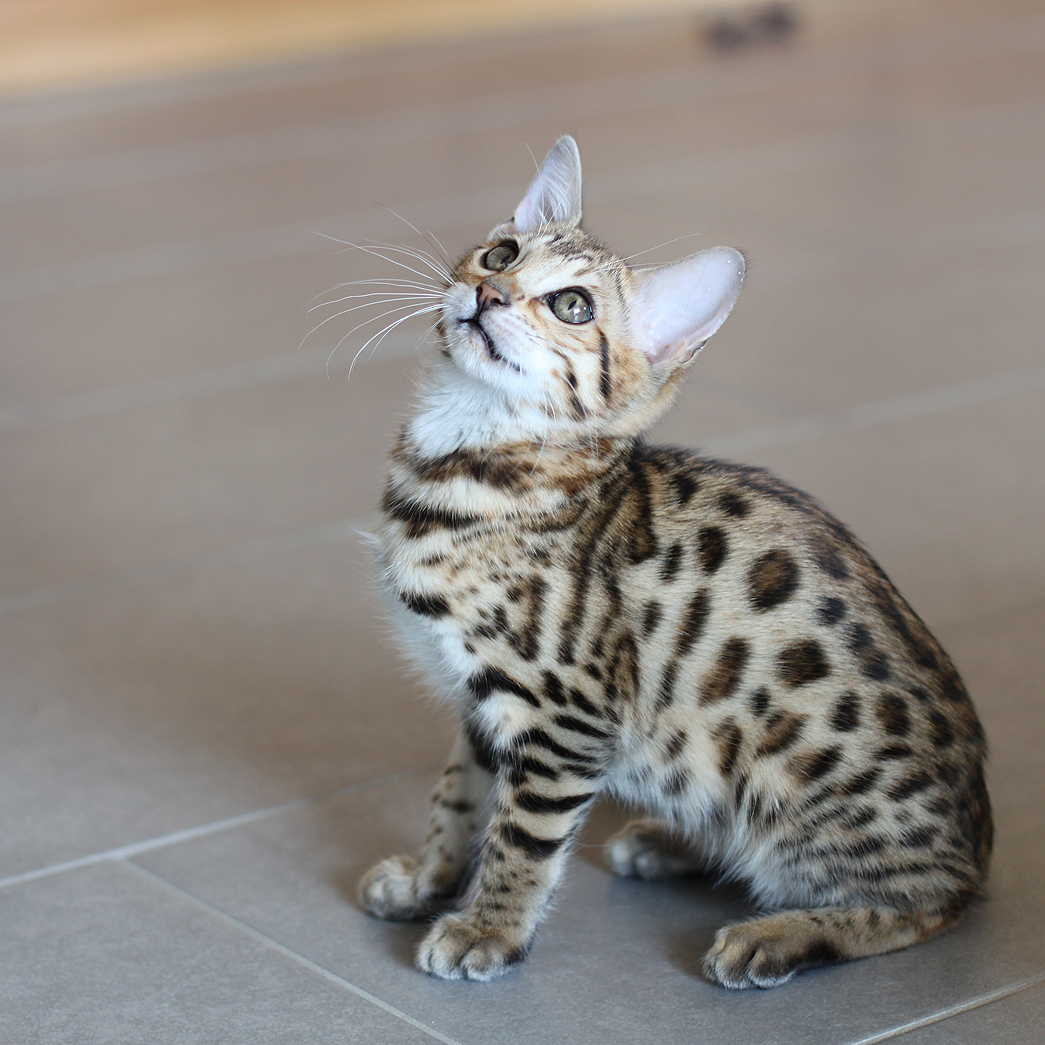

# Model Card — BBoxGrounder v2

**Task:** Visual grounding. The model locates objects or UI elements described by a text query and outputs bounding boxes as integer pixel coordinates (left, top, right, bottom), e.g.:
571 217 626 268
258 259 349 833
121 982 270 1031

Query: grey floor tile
135 590 1045 1045
0 9 729 170
2 0 1042 403
5 193 1040 420
0 535 452 879
0 859 444 1045
3 246 1040 600
890 984 1045 1044
649 239 1045 448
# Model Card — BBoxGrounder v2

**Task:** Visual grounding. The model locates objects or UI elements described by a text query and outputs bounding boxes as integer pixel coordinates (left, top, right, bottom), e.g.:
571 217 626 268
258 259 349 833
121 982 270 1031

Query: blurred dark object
705 2 799 51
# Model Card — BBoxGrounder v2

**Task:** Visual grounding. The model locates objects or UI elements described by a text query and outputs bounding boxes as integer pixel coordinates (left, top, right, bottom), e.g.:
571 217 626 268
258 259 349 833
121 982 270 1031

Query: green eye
548 288 594 324
482 240 519 272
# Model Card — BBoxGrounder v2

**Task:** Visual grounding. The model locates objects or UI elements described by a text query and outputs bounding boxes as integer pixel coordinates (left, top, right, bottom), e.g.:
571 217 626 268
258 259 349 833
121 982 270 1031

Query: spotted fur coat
357 136 991 988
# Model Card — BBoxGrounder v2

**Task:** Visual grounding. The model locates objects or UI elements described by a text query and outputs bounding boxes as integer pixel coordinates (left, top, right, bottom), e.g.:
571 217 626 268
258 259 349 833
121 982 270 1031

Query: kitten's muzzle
460 282 519 371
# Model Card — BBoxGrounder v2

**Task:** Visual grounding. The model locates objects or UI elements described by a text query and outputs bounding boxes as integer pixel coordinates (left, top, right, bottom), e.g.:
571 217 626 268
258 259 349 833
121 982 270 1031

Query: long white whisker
345 244 448 285
365 305 443 360
307 300 426 345
365 241 453 282
381 207 454 271
621 233 706 264
325 278 442 292
346 304 442 380
417 318 442 346
306 291 439 314
371 226 454 276
310 230 357 246
303 277 440 310
313 300 438 364
315 236 446 285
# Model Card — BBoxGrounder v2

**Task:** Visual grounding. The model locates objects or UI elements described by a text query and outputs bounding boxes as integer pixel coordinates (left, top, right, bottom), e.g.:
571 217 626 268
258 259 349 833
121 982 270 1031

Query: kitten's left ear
631 247 745 367
492 136 583 236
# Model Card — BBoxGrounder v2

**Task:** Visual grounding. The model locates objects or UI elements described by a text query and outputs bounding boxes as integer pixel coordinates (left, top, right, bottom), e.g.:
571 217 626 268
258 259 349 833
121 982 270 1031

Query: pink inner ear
634 247 745 365
513 136 583 232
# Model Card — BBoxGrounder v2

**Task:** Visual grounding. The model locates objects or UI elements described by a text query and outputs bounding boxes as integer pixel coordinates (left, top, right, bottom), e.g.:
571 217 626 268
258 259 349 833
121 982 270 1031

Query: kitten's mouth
461 317 521 372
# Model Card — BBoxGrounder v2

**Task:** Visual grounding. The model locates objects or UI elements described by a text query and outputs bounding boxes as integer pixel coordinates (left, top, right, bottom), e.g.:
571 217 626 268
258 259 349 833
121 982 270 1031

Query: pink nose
476 282 507 308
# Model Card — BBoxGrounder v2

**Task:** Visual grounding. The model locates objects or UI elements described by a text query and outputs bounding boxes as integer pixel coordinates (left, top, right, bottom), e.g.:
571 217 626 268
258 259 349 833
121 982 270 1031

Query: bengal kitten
356 136 991 988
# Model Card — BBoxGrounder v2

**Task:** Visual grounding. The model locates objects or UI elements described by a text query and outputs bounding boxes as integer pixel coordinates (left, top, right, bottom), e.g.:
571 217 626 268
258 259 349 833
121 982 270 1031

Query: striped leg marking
417 712 607 980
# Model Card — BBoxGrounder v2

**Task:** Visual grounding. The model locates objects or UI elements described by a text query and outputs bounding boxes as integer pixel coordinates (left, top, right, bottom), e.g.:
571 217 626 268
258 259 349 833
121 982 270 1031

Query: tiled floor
2 0 1044 1041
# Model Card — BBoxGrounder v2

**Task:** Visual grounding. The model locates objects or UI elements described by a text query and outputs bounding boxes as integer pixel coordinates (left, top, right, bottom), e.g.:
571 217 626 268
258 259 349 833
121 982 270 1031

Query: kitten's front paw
416 914 529 981
605 819 705 880
358 856 441 921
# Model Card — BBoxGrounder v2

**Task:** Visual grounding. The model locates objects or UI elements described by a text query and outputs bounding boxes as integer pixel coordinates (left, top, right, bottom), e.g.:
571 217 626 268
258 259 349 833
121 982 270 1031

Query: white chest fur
375 537 479 702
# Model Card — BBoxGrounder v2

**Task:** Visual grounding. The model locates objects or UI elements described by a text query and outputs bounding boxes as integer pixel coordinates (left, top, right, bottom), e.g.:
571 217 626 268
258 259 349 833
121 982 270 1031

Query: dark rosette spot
875 693 911 737
778 639 831 687
747 549 800 612
700 638 750 704
697 526 729 574
830 692 861 732
718 492 750 517
817 597 847 626
788 746 842 784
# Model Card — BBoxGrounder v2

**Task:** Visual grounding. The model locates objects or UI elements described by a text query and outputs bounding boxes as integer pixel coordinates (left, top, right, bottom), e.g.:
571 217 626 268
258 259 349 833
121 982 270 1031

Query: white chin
451 328 519 379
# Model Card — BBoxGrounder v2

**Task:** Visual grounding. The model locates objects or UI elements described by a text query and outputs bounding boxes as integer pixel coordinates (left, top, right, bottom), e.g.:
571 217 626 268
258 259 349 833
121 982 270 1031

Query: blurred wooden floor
0 0 735 94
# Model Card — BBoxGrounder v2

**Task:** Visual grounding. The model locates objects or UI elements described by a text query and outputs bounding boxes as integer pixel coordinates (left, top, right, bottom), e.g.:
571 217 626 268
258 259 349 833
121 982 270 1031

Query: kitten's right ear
490 136 583 237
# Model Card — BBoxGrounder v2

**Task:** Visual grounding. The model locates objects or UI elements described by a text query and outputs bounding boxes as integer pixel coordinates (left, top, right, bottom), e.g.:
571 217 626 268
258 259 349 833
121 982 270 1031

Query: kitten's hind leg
359 732 493 921
605 819 707 880
703 904 965 989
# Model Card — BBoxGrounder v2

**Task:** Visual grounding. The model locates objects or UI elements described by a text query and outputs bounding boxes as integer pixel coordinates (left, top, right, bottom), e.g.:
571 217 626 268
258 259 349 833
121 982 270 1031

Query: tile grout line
0 63 848 204
0 765 433 892
0 341 357 431
1 361 1044 620
844 973 1045 1045
122 860 469 1045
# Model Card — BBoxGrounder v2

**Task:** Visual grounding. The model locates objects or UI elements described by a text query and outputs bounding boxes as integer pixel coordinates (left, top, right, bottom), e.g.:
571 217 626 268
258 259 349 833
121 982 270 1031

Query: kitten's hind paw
416 914 529 982
702 914 843 990
358 855 444 921
604 819 706 880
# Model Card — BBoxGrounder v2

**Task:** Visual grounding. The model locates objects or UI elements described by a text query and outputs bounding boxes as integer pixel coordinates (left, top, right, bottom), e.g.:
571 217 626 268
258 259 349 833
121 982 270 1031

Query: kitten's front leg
416 730 605 981
359 732 493 921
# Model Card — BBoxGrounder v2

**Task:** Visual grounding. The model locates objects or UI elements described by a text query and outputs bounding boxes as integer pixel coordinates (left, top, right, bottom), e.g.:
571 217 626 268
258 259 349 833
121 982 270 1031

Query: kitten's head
430 136 744 449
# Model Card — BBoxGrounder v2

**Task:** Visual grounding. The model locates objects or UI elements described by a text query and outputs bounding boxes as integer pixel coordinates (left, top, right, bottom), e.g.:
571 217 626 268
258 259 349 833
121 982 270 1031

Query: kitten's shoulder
633 440 894 589
634 442 838 527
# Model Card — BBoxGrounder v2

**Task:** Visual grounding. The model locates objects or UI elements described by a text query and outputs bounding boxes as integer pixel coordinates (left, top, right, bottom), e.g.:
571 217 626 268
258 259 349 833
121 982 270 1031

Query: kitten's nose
476 281 508 309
